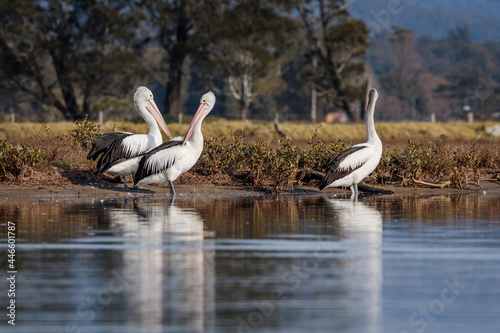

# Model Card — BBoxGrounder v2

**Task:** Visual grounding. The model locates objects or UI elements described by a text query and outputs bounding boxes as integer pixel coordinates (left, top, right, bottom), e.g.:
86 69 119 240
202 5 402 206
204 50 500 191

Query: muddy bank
1 180 499 202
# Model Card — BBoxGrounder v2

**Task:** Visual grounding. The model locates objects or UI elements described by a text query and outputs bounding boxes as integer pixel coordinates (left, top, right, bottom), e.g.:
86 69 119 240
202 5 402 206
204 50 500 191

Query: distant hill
348 0 500 42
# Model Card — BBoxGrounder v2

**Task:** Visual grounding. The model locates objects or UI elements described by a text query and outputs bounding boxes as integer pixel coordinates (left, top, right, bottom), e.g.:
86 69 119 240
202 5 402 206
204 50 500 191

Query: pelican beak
182 102 209 146
146 98 171 139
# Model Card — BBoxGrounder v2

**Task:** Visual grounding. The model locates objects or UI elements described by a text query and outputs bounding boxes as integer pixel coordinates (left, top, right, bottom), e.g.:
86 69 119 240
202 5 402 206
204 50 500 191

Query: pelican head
367 89 378 111
182 91 216 146
134 86 171 139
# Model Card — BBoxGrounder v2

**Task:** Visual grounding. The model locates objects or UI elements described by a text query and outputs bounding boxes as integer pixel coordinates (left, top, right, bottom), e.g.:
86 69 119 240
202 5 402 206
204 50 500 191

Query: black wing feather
87 132 134 173
134 140 183 185
319 145 368 190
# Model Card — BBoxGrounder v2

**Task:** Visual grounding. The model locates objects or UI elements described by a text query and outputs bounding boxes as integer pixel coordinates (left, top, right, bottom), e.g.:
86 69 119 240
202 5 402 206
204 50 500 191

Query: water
1 190 500 333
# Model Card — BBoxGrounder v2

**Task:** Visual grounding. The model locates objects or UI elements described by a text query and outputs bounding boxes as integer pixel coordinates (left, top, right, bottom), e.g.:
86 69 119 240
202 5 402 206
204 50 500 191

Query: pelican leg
132 172 146 190
123 176 129 190
168 180 176 196
350 184 359 201
350 184 359 196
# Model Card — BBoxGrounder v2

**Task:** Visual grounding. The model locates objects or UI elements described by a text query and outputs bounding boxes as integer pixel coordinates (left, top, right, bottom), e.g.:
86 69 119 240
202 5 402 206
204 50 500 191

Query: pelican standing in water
134 91 216 195
319 88 382 197
87 86 171 189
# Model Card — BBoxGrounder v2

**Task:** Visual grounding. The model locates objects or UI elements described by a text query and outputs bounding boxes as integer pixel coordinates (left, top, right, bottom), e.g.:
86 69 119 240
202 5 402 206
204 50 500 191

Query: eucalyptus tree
138 0 222 116
0 0 142 121
206 0 297 120
297 0 369 121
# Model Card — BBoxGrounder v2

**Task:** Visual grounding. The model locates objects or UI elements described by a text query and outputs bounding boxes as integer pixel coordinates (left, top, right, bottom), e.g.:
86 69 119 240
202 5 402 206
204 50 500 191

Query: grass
2 118 499 143
0 118 499 191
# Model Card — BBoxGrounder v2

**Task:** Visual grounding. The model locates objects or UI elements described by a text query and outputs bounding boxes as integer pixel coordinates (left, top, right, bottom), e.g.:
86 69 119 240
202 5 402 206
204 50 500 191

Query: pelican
87 86 171 189
134 91 216 195
319 88 382 197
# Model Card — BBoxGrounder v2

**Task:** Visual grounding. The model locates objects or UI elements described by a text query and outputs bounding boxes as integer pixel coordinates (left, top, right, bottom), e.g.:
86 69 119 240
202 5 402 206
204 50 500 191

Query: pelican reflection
328 198 383 333
108 198 214 333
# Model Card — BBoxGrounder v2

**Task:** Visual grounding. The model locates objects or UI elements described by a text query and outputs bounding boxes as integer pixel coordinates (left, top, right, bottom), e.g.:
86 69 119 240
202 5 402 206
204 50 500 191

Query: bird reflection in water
328 198 383 333
108 198 215 333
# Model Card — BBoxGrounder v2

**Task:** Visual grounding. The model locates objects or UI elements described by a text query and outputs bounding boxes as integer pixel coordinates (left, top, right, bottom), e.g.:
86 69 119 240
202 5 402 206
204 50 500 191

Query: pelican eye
202 99 206 103
150 94 153 98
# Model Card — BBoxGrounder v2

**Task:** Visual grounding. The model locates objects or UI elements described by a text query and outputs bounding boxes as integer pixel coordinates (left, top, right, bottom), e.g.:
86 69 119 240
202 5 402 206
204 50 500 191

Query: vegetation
2 1 500 124
0 140 45 178
0 0 142 121
0 120 498 191
0 0 370 122
67 116 111 150
298 0 369 122
370 25 500 122
196 132 349 191
376 137 498 189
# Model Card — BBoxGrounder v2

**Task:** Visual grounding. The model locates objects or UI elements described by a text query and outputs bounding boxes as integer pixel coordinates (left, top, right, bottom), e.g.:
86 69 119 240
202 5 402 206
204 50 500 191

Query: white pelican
87 86 171 189
133 91 216 195
319 88 382 197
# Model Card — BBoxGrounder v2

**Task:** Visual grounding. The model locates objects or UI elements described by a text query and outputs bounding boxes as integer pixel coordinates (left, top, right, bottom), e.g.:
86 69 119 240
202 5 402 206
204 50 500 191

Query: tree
388 26 420 80
448 25 471 44
297 0 369 122
378 26 423 120
206 0 295 120
435 67 500 120
0 0 142 121
139 0 221 116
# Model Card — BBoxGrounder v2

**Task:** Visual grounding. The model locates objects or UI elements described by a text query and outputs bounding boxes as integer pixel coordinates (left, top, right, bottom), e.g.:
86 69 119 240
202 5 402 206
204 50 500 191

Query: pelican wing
87 132 131 160
87 132 134 171
319 144 373 190
134 140 183 184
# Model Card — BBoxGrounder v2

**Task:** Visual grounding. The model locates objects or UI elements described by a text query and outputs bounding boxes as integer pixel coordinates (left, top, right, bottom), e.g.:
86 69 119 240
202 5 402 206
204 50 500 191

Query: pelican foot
133 185 149 191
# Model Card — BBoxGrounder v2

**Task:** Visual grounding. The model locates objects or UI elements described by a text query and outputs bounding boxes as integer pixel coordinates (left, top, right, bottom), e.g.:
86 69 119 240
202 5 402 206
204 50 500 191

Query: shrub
300 135 350 171
0 140 45 178
269 139 301 191
67 116 112 149
197 131 246 173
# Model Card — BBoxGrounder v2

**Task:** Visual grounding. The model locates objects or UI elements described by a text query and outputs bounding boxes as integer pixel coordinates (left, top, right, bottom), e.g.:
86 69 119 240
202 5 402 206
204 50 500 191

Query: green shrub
67 116 112 149
0 140 45 178
269 139 301 190
300 135 350 171
243 140 273 186
197 131 246 173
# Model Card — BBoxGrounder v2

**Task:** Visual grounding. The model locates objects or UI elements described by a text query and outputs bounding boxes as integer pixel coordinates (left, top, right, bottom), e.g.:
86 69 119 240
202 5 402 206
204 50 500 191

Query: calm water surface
1 190 500 333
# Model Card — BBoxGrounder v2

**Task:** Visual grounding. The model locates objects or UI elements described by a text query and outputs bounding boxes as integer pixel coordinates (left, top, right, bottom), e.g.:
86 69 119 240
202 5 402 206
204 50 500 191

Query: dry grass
0 119 499 191
1 119 499 143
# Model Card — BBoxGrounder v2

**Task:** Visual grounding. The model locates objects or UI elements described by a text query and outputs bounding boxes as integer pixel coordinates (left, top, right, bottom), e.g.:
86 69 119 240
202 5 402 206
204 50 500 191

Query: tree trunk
342 98 358 122
311 56 317 122
239 99 247 120
165 64 183 115
322 52 360 122
163 4 190 116
360 76 371 120
311 82 317 123
50 50 83 121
